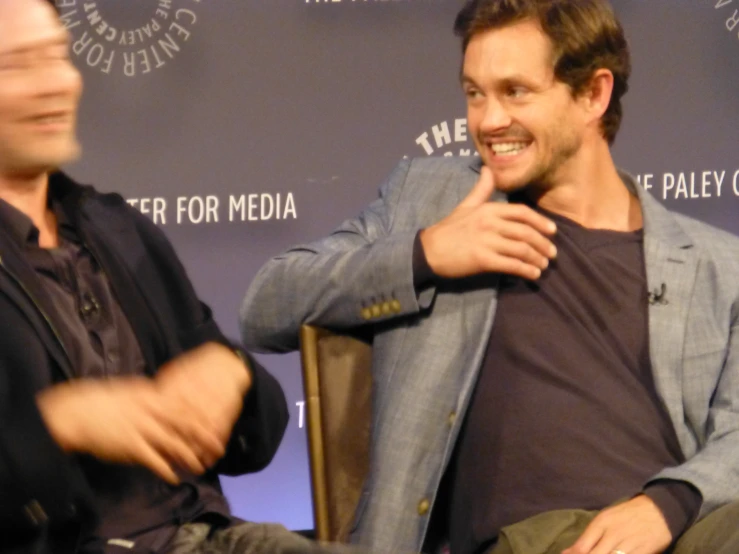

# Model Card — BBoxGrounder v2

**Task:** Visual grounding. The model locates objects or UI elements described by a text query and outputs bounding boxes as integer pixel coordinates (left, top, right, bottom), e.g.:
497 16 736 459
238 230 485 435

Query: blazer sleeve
647 314 739 520
240 158 437 353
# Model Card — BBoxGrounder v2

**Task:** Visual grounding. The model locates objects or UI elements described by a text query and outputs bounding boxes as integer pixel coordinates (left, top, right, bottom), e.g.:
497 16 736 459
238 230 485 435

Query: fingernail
549 222 557 233
550 245 558 258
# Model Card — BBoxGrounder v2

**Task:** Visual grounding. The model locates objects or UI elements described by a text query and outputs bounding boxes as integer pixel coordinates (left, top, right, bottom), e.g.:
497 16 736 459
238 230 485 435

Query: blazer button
371 304 382 318
417 498 430 516
361 308 373 320
448 411 457 427
381 301 392 315
390 299 402 313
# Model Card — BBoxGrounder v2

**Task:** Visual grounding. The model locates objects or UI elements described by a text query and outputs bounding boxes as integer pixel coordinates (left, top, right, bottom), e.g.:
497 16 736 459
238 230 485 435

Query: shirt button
106 353 118 363
23 500 48 526
448 411 457 427
417 498 430 516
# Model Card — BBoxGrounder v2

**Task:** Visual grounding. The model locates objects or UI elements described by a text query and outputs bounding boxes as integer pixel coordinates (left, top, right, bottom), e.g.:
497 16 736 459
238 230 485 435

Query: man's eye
508 87 528 98
465 89 482 99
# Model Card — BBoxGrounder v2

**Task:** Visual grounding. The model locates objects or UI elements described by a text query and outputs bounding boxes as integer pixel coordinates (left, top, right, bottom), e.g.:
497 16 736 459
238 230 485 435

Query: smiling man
0 1 303 553
240 1 739 554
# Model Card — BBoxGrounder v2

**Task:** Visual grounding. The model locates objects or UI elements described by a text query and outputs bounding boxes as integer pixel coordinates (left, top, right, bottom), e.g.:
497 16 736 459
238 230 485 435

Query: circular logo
407 118 478 158
54 0 201 77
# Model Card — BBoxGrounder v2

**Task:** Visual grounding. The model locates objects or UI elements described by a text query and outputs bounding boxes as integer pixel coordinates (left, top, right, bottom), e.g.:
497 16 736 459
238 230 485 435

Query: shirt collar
0 172 79 247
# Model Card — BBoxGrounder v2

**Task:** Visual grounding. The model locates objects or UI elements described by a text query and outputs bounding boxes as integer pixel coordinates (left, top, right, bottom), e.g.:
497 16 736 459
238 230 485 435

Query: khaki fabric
485 501 739 554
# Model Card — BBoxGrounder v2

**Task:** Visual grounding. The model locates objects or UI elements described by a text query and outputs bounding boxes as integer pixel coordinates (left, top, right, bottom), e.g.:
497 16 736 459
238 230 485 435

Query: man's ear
580 68 615 126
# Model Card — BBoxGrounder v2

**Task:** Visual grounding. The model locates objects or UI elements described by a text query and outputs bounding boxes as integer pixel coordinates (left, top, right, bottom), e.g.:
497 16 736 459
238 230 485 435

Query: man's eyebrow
460 74 479 86
0 32 70 57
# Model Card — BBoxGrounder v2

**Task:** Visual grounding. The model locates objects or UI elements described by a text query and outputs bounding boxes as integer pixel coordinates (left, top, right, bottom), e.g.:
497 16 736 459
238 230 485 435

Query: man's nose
33 61 82 100
479 97 512 133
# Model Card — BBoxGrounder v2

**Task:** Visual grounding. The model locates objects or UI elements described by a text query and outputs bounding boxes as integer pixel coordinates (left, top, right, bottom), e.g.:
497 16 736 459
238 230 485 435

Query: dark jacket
0 173 289 553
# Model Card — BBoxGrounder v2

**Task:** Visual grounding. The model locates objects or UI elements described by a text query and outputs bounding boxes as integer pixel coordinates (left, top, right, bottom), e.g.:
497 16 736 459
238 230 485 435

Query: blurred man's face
0 0 83 178
463 20 587 193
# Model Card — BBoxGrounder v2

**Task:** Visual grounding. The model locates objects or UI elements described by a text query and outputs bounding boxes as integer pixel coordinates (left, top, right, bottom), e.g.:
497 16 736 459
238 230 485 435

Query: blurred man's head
0 0 82 179
454 0 630 192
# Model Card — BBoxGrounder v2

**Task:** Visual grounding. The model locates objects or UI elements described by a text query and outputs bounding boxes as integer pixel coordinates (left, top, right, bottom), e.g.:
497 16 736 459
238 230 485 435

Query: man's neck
0 172 58 248
531 139 643 232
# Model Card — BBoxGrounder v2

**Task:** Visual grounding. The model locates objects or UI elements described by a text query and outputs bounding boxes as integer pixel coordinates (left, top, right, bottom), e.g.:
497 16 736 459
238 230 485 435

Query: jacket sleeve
0 357 96 538
215 350 289 475
240 158 436 353
647 315 739 520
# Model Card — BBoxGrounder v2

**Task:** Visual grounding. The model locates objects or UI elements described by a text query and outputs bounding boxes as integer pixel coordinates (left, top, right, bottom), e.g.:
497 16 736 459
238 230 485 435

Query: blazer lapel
630 173 699 453
449 159 503 419
0 233 73 380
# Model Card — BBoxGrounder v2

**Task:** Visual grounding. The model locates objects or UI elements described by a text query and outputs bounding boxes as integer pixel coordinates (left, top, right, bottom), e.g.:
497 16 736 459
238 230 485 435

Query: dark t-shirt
442 206 698 554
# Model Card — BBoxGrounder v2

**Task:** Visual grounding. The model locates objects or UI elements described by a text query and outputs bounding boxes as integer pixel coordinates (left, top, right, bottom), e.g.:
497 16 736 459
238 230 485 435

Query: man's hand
562 495 673 554
419 165 558 280
37 378 208 484
155 342 252 469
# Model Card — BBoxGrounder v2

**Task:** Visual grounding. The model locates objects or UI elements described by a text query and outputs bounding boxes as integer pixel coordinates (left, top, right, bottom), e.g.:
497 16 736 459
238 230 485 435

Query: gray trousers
163 522 371 554
487 500 739 554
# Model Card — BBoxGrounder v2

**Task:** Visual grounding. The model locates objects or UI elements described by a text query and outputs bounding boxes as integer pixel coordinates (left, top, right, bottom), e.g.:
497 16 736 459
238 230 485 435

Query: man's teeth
491 142 528 156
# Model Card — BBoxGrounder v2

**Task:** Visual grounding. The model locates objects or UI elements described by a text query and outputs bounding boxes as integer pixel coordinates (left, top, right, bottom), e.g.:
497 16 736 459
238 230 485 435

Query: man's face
0 0 82 178
462 20 587 193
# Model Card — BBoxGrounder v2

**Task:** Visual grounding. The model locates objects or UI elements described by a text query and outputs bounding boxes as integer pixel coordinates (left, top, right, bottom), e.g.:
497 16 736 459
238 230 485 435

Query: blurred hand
155 342 252 468
37 377 206 484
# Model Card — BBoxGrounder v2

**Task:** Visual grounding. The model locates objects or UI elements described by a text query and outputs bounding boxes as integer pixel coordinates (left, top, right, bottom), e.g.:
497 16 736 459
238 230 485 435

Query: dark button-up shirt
0 183 231 553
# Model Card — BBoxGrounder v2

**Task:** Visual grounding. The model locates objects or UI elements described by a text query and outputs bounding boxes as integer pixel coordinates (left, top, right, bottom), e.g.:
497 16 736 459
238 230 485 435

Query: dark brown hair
454 0 631 144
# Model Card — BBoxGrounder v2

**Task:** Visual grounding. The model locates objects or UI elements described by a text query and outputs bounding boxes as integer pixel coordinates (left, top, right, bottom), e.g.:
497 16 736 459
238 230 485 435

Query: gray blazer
240 157 739 554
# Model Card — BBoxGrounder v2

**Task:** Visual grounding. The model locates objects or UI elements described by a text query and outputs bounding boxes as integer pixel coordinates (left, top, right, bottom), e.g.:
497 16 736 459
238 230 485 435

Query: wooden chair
299 325 373 543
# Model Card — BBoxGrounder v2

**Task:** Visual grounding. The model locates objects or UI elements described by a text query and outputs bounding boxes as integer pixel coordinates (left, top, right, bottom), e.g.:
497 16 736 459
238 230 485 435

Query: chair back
299 325 373 542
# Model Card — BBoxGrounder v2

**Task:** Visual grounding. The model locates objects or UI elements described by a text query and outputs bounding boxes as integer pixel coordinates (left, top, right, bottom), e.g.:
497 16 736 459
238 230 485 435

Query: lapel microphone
648 283 668 305
79 291 101 321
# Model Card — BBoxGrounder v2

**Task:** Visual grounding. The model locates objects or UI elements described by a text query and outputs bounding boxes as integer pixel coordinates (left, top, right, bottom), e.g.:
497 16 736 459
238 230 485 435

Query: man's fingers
138 416 207 476
562 519 604 554
134 439 181 485
482 236 551 272
476 252 544 281
170 416 227 468
495 220 558 261
459 165 496 209
494 203 558 236
587 533 625 554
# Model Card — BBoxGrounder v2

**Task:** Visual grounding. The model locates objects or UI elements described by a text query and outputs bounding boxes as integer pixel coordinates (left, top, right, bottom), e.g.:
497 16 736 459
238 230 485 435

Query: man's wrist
643 480 702 541
231 348 253 393
413 230 436 288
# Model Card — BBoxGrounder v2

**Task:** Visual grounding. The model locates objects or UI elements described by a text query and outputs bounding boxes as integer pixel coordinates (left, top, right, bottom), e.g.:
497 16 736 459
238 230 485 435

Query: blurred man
240 1 739 553
0 1 307 552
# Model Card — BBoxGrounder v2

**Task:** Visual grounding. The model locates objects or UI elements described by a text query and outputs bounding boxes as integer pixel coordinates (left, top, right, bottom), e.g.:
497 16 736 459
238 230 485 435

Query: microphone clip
648 283 669 306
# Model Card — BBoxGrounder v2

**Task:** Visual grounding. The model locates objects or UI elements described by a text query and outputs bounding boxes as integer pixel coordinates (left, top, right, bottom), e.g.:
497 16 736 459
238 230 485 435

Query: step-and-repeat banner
57 0 739 531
